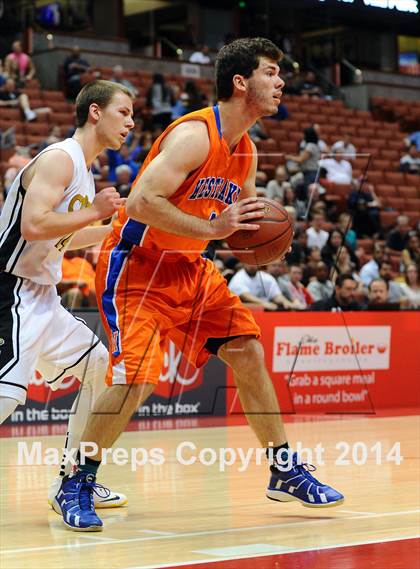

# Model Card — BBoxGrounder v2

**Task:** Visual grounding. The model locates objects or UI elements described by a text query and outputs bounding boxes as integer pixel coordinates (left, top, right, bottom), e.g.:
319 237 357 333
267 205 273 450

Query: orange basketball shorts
95 240 261 386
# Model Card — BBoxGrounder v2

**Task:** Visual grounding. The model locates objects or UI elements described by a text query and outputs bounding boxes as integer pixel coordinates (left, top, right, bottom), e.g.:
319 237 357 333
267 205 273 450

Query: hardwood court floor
1 413 419 569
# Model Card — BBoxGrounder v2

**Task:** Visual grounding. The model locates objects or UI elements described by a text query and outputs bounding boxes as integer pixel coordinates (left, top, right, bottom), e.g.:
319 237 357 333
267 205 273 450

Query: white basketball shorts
0 272 108 404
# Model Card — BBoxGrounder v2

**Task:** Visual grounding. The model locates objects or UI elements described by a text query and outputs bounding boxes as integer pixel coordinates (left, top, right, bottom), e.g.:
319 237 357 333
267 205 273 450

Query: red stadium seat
380 211 399 228
384 172 406 185
376 184 397 198
386 197 406 211
397 186 418 199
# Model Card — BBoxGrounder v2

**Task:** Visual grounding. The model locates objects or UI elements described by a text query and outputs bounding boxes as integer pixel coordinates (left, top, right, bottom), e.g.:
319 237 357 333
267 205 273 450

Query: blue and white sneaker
52 470 104 531
266 453 344 508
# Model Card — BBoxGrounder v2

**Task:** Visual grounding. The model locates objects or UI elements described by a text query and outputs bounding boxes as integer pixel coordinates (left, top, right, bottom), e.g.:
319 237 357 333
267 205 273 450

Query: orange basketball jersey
111 105 254 261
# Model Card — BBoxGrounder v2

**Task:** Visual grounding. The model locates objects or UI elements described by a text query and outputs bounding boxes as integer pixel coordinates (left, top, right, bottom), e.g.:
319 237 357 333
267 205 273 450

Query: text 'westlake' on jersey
111 105 254 261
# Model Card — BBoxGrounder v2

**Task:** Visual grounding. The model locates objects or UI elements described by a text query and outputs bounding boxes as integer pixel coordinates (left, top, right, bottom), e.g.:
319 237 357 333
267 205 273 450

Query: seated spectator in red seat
378 260 405 304
399 263 420 308
306 210 329 249
359 242 386 287
59 251 97 308
310 273 361 311
296 71 324 98
331 133 356 160
147 73 175 129
285 126 321 190
300 123 329 154
228 263 295 311
283 186 306 220
286 265 313 309
301 246 321 285
367 279 400 311
63 46 90 100
319 150 352 185
265 165 290 202
114 164 132 198
401 231 420 268
266 259 293 301
348 180 381 238
110 65 138 96
0 78 37 121
337 212 357 251
321 229 359 272
386 215 411 252
189 45 211 64
286 227 309 265
307 261 334 302
399 143 420 174
4 40 35 87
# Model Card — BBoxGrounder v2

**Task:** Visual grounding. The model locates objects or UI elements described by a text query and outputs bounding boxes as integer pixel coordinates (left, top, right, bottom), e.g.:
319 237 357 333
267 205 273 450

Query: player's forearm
21 207 101 241
126 193 216 240
67 224 111 250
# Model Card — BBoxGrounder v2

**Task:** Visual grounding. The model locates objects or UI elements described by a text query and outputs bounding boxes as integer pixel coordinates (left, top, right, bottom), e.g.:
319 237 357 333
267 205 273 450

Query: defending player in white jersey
0 80 135 508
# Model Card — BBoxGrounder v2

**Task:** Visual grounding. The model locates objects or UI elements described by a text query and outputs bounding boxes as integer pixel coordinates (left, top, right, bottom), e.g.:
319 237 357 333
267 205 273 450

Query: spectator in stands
302 246 321 285
402 231 420 268
4 40 36 87
228 263 295 311
4 146 31 193
300 123 329 154
359 242 385 286
378 260 405 304
367 279 390 307
107 143 138 183
296 70 323 98
310 273 360 311
386 215 411 252
405 131 420 152
399 143 420 174
59 250 96 308
348 180 381 237
189 45 211 64
265 165 289 202
63 46 90 100
0 78 36 121
286 265 313 309
399 263 420 308
307 261 334 301
171 86 189 119
248 119 271 143
114 164 132 198
0 61 7 88
38 125 63 151
338 212 357 250
183 80 205 113
286 227 309 265
147 73 174 129
319 149 353 185
331 133 356 160
321 229 359 272
283 185 306 219
110 65 138 96
306 210 328 249
266 259 293 301
285 126 321 190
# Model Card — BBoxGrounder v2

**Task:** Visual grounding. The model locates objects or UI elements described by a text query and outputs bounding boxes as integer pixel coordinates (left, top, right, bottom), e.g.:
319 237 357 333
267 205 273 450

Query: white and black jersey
0 138 96 285
0 138 106 406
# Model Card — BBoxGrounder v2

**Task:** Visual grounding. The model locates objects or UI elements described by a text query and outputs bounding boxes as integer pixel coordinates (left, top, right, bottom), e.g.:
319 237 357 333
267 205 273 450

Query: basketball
226 198 294 265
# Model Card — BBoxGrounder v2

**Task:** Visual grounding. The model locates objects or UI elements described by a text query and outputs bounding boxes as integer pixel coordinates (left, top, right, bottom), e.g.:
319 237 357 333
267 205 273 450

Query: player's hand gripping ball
227 198 294 265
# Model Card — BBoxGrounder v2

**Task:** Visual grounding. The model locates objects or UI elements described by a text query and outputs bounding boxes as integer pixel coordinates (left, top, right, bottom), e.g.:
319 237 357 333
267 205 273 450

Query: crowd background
0 40 419 312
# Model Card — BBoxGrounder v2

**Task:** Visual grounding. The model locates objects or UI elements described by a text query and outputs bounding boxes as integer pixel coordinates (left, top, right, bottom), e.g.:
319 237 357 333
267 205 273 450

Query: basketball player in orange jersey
53 38 344 532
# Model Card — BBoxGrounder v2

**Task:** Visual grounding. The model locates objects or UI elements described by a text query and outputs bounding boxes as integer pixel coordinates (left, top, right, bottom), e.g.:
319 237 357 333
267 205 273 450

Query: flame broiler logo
273 326 391 372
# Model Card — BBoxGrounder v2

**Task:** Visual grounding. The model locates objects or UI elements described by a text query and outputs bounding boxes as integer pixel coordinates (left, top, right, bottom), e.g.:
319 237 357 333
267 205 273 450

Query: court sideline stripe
126 536 420 569
1 509 419 556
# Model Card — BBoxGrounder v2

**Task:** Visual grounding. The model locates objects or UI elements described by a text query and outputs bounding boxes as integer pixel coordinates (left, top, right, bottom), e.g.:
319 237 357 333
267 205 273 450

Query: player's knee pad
0 397 20 425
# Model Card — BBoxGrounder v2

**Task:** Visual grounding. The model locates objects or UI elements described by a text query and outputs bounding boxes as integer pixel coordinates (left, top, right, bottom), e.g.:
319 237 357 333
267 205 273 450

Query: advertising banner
227 311 420 415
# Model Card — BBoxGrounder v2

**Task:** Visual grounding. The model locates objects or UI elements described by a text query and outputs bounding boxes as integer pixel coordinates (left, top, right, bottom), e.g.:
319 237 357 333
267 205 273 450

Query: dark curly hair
215 37 282 101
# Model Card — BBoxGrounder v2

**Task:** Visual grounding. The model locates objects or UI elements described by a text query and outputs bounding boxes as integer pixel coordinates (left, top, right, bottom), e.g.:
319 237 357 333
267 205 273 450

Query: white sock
0 397 19 425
